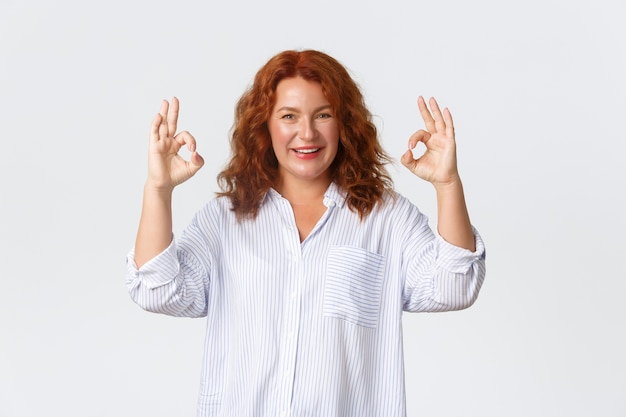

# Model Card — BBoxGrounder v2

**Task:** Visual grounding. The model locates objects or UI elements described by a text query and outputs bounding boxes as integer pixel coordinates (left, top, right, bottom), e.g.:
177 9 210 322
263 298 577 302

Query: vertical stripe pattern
126 182 486 417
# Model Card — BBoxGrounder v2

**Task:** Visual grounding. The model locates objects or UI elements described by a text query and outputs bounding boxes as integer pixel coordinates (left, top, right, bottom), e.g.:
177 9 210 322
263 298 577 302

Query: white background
1 0 625 416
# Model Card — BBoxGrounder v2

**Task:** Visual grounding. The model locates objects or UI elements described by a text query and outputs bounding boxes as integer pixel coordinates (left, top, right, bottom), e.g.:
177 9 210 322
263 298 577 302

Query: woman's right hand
147 97 204 192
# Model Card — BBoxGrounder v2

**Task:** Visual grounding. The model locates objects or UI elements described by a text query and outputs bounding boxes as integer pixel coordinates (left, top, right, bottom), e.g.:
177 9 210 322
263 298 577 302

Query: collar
264 181 347 209
322 181 347 208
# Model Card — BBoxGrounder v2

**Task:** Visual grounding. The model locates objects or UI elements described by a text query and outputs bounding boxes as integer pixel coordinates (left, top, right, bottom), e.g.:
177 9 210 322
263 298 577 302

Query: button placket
280 246 302 412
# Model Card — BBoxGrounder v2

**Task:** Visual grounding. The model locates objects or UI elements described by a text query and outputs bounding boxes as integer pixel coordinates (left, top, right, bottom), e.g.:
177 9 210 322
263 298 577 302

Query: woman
127 49 485 417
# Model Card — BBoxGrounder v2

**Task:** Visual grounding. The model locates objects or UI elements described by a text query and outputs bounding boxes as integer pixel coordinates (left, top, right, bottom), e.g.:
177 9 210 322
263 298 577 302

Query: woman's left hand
401 96 461 188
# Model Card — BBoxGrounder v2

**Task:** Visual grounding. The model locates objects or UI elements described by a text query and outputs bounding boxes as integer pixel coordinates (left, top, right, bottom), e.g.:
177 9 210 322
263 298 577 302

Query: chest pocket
323 246 385 329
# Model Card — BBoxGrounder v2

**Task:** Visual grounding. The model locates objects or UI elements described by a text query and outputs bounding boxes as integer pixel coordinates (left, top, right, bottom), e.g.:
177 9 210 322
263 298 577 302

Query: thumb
189 151 205 174
401 149 416 169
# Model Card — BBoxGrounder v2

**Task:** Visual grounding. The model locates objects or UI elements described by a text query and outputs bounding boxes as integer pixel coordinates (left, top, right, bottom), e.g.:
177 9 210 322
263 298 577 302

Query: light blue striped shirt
126 182 486 417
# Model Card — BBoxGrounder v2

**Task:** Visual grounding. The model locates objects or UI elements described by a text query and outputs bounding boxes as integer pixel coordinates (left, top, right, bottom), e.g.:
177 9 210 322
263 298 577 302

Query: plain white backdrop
1 0 625 415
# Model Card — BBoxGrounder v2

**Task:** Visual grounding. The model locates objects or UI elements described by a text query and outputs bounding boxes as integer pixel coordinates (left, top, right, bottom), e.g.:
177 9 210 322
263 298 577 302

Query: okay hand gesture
147 97 204 192
401 97 460 188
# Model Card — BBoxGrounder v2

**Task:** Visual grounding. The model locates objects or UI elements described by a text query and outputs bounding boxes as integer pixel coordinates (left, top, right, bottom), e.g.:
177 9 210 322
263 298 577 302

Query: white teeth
295 148 319 154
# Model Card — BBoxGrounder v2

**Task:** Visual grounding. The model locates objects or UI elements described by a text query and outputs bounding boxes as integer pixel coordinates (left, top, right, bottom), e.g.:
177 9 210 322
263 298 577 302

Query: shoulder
377 189 420 215
368 189 429 233
191 195 237 227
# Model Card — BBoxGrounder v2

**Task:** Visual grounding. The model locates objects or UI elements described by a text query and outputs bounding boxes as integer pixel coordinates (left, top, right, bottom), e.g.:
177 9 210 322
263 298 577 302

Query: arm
401 96 475 251
399 196 486 312
134 97 204 268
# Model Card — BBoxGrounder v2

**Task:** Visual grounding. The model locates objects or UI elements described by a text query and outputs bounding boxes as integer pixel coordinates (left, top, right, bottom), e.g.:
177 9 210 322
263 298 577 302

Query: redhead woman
127 49 485 417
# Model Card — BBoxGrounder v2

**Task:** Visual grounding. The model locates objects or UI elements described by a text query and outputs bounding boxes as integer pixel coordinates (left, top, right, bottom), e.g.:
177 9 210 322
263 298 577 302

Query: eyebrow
275 104 332 113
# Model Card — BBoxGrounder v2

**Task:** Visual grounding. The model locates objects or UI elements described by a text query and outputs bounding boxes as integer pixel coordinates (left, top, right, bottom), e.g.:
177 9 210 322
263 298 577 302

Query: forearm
134 184 174 268
434 179 475 252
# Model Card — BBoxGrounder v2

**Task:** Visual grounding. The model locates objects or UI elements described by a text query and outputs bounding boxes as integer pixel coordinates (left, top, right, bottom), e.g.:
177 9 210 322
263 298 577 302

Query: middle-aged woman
127 49 486 417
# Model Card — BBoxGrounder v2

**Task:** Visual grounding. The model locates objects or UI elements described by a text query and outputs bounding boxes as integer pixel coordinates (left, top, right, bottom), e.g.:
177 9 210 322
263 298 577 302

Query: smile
294 148 320 154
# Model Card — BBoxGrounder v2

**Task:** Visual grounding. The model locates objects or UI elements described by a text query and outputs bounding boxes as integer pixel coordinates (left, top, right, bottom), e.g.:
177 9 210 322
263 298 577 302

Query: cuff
126 238 180 289
434 226 486 274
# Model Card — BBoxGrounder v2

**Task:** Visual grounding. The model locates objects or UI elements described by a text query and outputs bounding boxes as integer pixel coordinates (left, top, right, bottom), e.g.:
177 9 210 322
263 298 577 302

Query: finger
418 96 436 133
157 99 170 140
443 107 455 139
150 113 163 143
429 97 446 133
407 130 431 149
168 97 179 137
158 111 170 141
159 99 169 120
174 131 197 153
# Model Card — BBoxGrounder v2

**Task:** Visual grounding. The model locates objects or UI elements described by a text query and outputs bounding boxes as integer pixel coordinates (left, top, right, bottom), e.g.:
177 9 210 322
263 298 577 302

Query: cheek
268 123 292 148
326 124 340 147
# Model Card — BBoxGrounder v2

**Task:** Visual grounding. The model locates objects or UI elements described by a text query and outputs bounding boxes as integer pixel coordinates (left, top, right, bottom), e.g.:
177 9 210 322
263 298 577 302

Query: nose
298 117 316 141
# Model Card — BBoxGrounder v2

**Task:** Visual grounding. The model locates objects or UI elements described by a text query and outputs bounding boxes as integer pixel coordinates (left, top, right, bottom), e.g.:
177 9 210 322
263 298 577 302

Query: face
268 77 340 188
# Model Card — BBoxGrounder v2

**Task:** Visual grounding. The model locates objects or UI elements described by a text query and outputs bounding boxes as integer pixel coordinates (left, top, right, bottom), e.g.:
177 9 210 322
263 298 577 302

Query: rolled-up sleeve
126 237 209 318
402 224 486 313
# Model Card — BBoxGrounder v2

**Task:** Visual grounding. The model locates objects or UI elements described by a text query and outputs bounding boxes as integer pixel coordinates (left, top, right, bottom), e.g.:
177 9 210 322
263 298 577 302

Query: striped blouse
126 182 486 417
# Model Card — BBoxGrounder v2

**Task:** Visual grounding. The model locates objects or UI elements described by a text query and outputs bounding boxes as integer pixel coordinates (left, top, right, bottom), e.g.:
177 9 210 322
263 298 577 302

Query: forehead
274 77 328 106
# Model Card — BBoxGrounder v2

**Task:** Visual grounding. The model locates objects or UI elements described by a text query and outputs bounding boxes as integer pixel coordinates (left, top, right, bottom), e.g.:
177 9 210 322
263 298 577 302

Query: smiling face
267 76 340 190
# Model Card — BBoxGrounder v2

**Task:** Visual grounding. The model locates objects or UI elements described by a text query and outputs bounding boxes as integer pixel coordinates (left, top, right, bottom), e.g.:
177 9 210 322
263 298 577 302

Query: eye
281 114 295 120
317 113 332 119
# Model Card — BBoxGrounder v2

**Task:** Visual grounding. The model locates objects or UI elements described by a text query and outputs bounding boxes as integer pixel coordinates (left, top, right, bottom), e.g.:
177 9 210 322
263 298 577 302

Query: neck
275 177 331 206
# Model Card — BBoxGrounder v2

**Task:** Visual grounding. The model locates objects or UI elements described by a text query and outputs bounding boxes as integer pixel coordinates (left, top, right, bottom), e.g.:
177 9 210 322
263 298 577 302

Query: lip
291 146 323 159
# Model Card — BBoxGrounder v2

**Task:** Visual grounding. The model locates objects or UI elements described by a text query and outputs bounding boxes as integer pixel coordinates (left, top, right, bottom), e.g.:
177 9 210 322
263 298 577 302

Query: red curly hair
217 49 393 219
